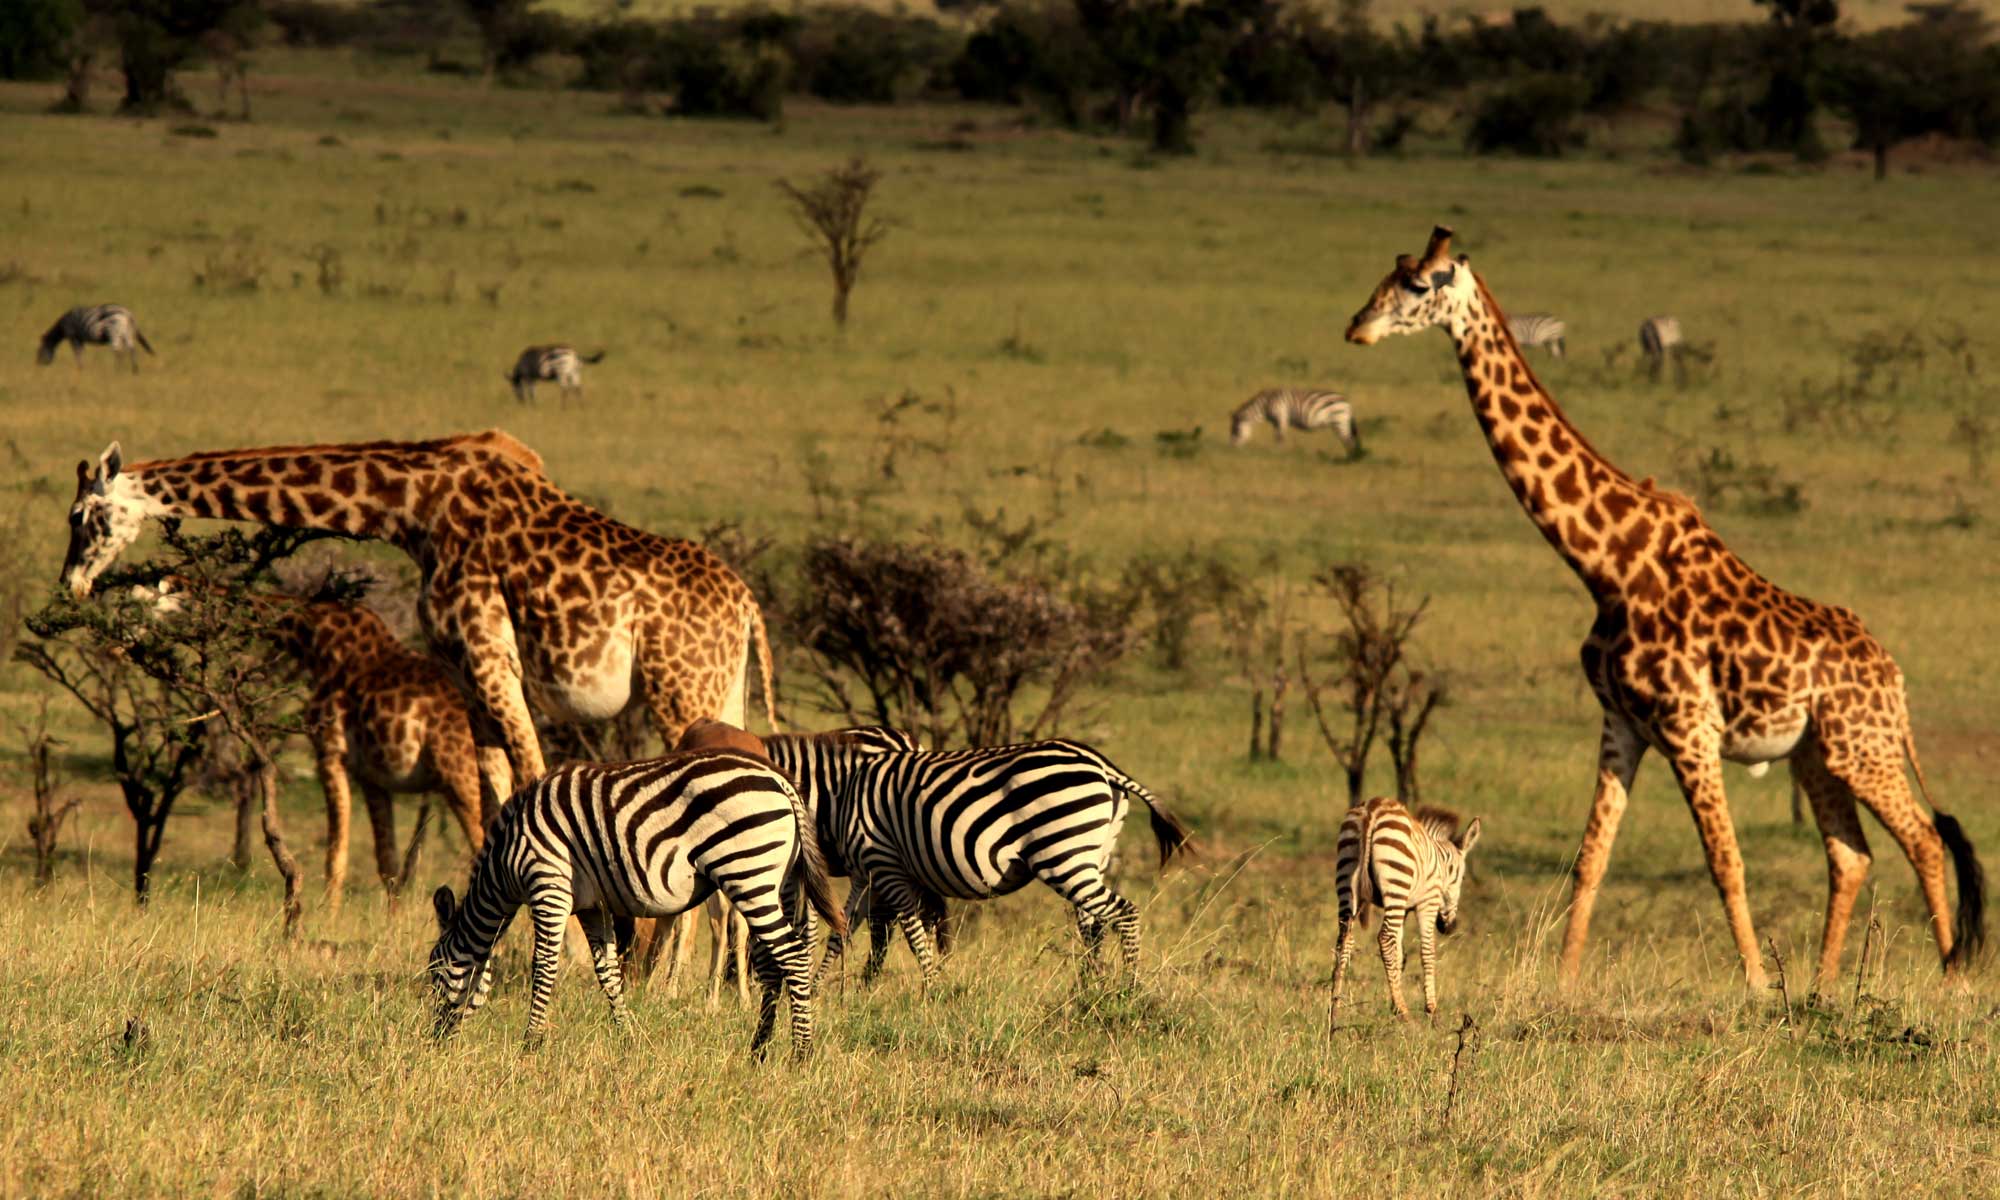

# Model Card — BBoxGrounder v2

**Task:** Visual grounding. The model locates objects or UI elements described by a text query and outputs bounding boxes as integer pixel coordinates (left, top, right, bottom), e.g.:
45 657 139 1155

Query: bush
948 2 1112 125
1465 72 1589 156
0 0 81 81
792 7 957 104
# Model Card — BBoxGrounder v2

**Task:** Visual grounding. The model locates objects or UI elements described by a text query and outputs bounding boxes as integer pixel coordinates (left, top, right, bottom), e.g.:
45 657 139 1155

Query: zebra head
1345 225 1471 347
428 885 495 1037
1228 412 1253 445
60 442 150 598
1436 817 1483 935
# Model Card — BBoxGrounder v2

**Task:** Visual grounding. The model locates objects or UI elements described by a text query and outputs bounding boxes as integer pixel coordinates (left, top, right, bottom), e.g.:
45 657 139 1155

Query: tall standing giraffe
59 430 779 787
1342 226 1982 992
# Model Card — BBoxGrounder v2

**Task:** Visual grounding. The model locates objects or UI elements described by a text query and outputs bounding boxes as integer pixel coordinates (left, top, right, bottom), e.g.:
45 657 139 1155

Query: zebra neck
130 447 433 547
1447 273 1681 604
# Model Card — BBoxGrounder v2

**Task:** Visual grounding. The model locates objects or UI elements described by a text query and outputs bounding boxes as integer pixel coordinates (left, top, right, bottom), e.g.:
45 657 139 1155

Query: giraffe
59 429 780 793
138 576 503 910
1342 226 1983 993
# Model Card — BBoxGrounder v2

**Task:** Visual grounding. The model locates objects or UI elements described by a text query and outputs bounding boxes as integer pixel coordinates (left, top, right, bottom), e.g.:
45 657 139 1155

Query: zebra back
1639 316 1682 357
1508 313 1567 355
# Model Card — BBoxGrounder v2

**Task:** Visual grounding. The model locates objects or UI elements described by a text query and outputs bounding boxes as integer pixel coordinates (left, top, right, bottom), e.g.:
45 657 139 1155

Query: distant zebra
1229 388 1360 453
1329 797 1482 1028
37 305 155 373
1639 315 1683 381
1507 313 1567 359
428 749 844 1058
505 345 604 403
818 739 1195 982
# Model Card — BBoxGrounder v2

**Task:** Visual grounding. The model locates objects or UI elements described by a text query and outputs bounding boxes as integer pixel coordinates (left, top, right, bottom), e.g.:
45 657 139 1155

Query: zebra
1228 388 1360 454
1507 313 1567 359
1328 797 1482 1029
427 748 844 1058
1639 315 1683 381
505 345 604 404
758 726 957 982
816 738 1195 983
37 305 155 373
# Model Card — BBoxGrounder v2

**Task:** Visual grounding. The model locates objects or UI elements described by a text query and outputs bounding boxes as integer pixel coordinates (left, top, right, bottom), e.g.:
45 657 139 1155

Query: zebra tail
581 349 606 364
749 600 781 733
134 326 155 355
1110 771 1193 869
1906 729 1985 966
783 780 847 937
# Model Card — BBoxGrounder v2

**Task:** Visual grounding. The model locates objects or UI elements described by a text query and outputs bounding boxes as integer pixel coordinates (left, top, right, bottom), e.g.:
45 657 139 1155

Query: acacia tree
18 525 316 930
1823 4 2000 180
777 157 891 329
1296 563 1446 806
1075 0 1257 153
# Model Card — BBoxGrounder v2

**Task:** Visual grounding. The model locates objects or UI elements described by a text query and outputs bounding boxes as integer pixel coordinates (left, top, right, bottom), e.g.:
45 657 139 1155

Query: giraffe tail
1907 730 1985 967
748 601 780 733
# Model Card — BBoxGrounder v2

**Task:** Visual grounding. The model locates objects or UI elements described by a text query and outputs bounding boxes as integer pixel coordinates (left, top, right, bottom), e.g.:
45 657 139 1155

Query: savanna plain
1 52 1998 1198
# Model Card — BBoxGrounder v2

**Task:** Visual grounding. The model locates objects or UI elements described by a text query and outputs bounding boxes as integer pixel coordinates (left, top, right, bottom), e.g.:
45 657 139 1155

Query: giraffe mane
129 430 546 475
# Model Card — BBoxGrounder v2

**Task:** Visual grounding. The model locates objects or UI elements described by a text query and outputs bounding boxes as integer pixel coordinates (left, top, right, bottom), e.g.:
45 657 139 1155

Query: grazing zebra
1329 797 1482 1028
505 345 604 404
1507 313 1567 359
37 305 155 373
818 738 1195 982
1228 388 1360 454
428 749 844 1058
1639 315 1683 381
758 726 957 982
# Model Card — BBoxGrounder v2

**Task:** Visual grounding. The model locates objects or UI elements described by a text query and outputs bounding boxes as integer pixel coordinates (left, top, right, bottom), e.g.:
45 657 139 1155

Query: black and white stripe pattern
1329 797 1481 1026
37 305 155 372
1507 313 1567 358
1229 388 1360 452
816 738 1194 982
1639 315 1682 379
760 726 949 980
505 344 605 403
428 749 843 1057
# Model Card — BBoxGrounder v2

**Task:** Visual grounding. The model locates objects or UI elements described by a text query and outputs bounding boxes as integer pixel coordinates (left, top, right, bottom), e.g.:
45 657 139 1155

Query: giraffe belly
522 638 637 723
1719 710 1809 767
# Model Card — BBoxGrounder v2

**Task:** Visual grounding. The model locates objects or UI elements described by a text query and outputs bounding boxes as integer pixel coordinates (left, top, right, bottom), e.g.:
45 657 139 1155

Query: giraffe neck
126 445 437 550
1444 273 1681 603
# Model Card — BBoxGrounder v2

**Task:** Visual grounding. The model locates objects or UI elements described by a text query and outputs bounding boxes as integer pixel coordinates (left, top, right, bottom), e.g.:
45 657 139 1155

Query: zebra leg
1377 909 1411 1022
731 904 751 1007
1330 915 1363 1032
523 881 575 1050
1417 901 1443 1024
580 909 633 1033
1075 908 1106 966
1044 861 1143 977
871 874 941 984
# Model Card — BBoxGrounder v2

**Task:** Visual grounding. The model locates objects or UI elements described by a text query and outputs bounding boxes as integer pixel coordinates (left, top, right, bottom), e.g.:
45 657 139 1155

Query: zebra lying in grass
37 305 155 373
813 738 1195 983
505 345 604 403
1329 797 1481 1028
428 748 843 1058
1507 313 1567 358
1229 388 1359 454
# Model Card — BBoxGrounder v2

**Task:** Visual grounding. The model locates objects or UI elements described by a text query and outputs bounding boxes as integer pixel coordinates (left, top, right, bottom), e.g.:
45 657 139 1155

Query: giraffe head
61 442 151 598
1344 226 1473 347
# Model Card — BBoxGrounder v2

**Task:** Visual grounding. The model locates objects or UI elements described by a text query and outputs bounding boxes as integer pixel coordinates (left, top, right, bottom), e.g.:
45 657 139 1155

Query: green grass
2 60 1999 1196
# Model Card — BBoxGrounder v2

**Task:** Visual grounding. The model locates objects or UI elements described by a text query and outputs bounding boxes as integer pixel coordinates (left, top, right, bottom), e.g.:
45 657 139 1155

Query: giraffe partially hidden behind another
1343 226 1983 993
58 430 779 794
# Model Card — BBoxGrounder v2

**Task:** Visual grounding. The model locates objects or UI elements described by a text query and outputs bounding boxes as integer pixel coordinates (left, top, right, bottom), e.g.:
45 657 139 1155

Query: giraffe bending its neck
1344 226 1982 993
63 429 779 787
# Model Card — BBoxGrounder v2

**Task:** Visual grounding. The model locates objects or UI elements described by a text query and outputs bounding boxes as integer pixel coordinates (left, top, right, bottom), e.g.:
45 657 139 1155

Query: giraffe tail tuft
1938 812 1985 969
748 601 780 734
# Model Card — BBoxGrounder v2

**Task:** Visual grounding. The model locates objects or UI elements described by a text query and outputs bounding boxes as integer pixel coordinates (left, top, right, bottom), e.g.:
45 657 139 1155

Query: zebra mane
1411 804 1466 842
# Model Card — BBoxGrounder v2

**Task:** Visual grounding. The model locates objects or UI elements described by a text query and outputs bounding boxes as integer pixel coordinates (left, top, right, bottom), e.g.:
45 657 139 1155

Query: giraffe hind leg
1792 745 1871 995
1821 737 1961 975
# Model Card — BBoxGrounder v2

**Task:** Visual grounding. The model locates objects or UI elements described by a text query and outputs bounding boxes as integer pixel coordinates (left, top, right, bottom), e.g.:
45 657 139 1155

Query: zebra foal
1329 797 1482 1029
1506 313 1567 359
37 305 155 373
1229 388 1360 454
428 749 844 1058
505 344 604 403
821 738 1195 983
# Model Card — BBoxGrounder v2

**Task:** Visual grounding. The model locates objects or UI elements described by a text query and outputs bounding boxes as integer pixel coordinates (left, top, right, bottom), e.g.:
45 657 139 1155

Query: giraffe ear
1394 254 1417 273
98 442 123 482
432 885 457 931
1456 817 1482 855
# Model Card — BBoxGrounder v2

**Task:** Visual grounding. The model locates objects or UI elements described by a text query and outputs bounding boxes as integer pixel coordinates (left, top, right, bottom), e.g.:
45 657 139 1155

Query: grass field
2 58 1999 1196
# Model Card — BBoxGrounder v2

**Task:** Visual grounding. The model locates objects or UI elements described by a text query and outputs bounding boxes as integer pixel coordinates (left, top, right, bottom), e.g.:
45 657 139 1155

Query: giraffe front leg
1559 716 1646 988
311 710 354 914
1666 740 1769 993
359 782 401 899
1378 909 1411 1021
580 910 633 1033
462 643 545 785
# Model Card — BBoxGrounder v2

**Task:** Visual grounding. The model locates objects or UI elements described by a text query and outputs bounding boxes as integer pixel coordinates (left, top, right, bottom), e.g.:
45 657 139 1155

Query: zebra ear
1456 818 1482 855
432 885 457 931
98 442 123 481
